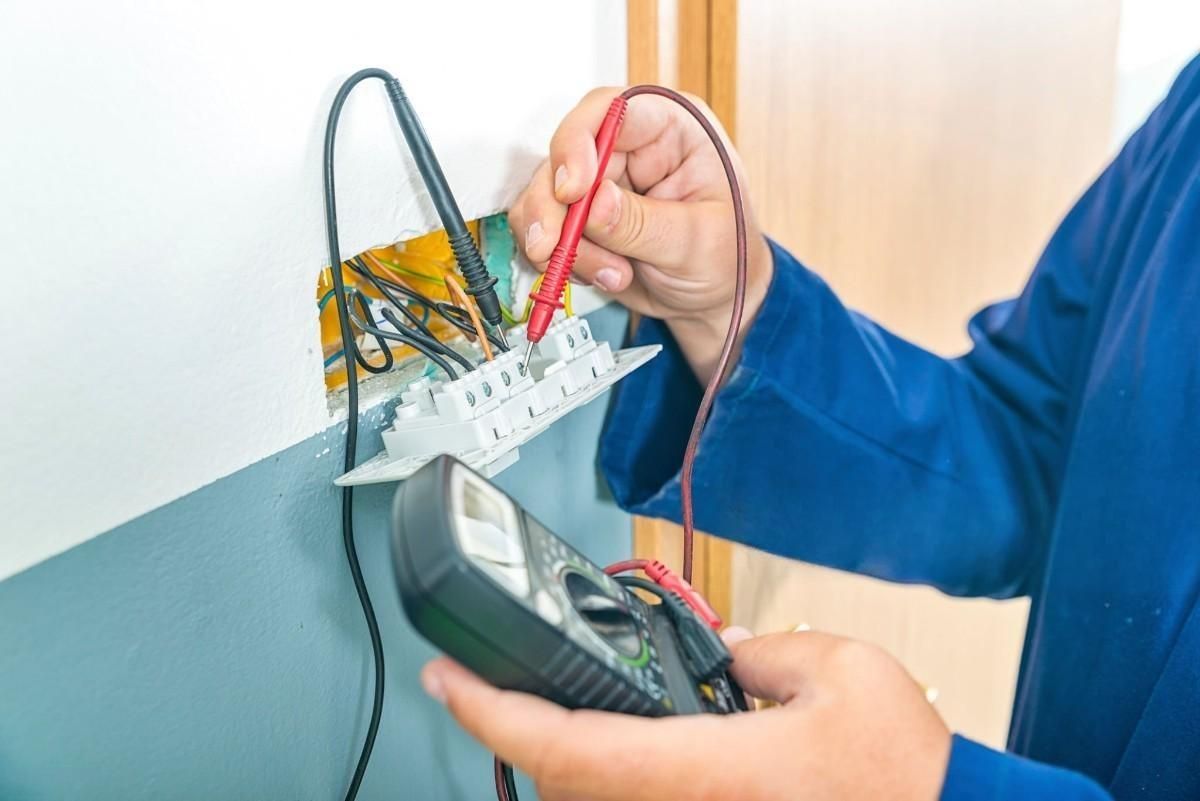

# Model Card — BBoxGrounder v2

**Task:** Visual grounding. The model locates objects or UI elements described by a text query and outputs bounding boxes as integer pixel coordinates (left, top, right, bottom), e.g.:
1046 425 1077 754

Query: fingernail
721 625 755 646
525 220 545 250
554 165 569 193
594 267 621 292
421 667 447 704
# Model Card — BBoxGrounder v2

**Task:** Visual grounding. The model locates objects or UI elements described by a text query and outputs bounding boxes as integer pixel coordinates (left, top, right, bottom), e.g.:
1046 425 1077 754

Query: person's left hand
420 628 952 801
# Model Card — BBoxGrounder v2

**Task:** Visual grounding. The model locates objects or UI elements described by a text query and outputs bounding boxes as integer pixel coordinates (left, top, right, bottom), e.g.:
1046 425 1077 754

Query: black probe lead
383 81 510 347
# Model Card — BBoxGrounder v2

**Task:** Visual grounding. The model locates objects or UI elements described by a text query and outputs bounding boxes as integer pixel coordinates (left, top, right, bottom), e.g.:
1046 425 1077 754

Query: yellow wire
387 250 455 275
516 273 573 323
361 250 447 288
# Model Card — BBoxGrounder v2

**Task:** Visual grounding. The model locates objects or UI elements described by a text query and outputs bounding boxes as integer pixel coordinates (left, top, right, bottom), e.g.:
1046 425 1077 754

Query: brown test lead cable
618 85 750 585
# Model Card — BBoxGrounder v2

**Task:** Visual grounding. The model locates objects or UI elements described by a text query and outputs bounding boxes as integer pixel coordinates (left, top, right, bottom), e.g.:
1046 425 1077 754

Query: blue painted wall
0 306 632 801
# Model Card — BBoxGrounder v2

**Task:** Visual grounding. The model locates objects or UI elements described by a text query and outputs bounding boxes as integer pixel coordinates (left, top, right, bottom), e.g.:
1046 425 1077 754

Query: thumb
727 630 849 705
583 179 723 272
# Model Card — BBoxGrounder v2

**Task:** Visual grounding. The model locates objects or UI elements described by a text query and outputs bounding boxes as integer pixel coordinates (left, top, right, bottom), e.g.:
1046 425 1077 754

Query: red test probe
522 96 628 365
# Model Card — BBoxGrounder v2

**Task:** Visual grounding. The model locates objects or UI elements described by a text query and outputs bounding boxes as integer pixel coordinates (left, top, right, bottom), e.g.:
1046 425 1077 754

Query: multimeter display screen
452 465 530 599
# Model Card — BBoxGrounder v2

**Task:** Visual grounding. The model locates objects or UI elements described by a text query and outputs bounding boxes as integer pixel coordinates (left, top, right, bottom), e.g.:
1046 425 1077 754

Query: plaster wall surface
0 0 626 579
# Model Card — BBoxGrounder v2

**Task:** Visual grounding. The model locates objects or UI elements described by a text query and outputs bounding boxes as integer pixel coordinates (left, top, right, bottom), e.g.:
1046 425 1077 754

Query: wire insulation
444 276 494 361
322 68 392 801
618 86 748 584
347 289 397 374
603 558 650 576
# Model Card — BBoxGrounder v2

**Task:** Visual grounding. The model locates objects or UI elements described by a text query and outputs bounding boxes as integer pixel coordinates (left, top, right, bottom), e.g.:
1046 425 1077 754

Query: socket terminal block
336 314 660 486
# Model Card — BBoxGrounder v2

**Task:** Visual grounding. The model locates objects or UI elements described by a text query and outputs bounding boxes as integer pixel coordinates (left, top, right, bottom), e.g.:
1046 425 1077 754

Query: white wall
0 0 625 579
1112 0 1200 147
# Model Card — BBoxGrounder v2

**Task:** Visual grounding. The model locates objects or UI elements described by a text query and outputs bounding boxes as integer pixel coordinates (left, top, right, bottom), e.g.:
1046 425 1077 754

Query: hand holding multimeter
391 455 748 721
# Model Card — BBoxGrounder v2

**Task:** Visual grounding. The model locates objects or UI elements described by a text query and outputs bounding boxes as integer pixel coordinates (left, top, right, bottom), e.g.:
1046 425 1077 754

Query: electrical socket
335 314 660 486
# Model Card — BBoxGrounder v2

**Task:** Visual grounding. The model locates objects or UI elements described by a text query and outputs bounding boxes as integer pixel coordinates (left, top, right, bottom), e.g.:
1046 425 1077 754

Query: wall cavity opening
315 212 519 398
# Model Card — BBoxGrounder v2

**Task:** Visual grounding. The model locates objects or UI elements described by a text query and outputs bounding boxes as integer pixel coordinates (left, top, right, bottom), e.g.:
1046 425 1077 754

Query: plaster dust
0 0 626 580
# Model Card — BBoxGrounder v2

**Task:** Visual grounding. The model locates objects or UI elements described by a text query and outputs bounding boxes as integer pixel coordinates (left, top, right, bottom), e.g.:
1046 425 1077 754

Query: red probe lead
523 96 628 364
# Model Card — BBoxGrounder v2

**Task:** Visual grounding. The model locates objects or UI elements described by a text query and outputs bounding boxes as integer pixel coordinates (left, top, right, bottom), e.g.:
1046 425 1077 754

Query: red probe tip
524 303 556 345
523 96 628 345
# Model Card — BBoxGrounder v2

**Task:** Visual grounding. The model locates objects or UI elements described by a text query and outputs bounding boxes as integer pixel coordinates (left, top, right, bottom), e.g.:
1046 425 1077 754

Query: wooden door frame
626 0 737 621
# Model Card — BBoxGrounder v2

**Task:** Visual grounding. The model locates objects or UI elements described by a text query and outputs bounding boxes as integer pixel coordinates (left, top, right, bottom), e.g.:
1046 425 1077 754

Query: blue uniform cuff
941 735 1110 801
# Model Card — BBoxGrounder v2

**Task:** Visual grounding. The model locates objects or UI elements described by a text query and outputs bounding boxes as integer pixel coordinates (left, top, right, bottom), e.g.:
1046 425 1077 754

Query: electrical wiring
319 271 429 373
347 258 435 307
322 67 390 801
348 256 433 325
503 762 519 800
436 303 510 350
495 758 517 801
618 85 749 585
377 307 475 374
490 86 748 801
381 248 458 277
346 289 397 374
444 276 494 361
603 558 650 576
352 259 483 371
359 249 449 289
346 302 467 379
351 256 442 341
348 255 511 353
516 273 573 324
385 80 508 341
614 576 731 683
613 574 670 602
322 65 513 801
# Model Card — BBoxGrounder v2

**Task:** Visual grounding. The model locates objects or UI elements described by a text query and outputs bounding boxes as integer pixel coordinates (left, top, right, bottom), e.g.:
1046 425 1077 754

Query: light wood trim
626 0 660 85
707 0 738 132
677 0 710 96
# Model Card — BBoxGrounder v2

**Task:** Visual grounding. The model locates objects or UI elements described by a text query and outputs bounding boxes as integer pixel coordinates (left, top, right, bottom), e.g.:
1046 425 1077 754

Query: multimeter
391 455 745 717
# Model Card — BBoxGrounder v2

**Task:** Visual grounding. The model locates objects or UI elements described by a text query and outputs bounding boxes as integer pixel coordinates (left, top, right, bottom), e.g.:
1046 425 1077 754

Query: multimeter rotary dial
561 569 643 659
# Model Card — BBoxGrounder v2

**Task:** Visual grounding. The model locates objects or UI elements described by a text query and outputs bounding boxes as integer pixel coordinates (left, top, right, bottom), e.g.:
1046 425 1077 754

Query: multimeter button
534 589 563 626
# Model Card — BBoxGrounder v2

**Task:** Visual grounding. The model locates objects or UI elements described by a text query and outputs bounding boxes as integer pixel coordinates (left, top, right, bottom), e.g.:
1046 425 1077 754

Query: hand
421 628 952 801
508 87 776 383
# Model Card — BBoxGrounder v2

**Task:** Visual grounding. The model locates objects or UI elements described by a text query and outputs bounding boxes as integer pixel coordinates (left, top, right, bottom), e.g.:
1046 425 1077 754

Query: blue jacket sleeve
941 736 1110 801
598 57 1197 598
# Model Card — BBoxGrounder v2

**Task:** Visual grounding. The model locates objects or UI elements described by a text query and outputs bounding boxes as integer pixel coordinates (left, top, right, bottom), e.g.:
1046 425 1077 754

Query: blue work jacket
600 55 1200 800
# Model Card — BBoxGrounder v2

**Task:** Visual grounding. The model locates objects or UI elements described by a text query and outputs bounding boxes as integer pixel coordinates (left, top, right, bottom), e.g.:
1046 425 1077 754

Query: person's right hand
508 87 776 383
422 628 952 801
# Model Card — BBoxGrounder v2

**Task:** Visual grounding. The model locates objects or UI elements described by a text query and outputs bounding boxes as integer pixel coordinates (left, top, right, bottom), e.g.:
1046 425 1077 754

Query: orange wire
444 277 494 361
